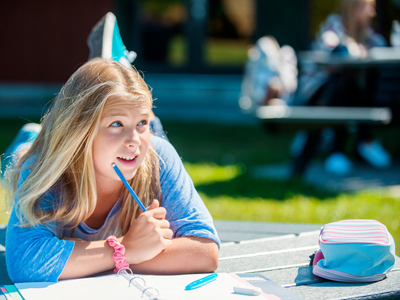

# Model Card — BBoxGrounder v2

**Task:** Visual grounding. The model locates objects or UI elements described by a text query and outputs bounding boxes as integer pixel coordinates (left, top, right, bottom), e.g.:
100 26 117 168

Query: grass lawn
163 120 400 256
1 118 399 255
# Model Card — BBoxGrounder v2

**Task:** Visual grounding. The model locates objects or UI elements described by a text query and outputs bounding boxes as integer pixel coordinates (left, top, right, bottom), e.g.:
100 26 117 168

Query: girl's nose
126 129 141 148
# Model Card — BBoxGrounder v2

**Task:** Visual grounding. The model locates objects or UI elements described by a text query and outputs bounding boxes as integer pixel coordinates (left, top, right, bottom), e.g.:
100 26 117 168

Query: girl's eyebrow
104 109 151 118
105 111 128 118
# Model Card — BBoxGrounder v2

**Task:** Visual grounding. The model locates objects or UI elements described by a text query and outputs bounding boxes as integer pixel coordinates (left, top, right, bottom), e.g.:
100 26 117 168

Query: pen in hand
112 163 147 212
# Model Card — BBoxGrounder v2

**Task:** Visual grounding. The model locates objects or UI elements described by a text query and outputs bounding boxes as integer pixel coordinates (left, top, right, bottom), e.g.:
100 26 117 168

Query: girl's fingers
158 219 170 229
146 206 167 220
147 199 159 210
161 228 173 240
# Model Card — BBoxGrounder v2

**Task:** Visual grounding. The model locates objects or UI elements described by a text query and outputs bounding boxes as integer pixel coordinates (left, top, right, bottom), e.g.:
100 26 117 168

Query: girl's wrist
106 235 130 273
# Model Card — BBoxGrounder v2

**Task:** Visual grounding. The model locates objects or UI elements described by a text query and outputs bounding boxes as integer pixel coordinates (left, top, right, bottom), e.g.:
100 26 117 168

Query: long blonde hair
340 0 375 41
10 58 160 235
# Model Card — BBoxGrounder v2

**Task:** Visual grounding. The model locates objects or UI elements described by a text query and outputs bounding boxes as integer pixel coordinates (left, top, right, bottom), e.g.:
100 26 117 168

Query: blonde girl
6 58 219 282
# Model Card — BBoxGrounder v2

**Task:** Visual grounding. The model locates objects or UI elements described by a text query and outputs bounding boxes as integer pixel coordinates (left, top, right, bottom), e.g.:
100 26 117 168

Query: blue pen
112 163 147 212
185 273 218 291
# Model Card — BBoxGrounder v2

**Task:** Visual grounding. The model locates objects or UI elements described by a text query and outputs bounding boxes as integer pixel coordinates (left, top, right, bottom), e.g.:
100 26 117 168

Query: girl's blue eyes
109 120 148 127
110 121 122 127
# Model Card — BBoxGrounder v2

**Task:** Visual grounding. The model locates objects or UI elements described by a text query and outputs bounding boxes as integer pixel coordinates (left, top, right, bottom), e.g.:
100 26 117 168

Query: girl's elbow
203 242 219 272
207 255 219 272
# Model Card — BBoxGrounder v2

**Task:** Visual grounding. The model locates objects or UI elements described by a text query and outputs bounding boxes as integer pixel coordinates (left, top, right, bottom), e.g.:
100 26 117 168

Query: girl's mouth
118 156 135 161
117 156 137 166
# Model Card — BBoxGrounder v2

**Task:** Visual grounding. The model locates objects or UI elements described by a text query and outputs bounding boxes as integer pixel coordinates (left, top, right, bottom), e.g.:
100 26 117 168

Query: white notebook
14 270 294 300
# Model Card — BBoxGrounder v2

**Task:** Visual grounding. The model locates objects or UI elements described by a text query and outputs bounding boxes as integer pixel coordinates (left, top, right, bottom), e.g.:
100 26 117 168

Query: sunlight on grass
199 189 400 255
206 38 249 66
182 161 400 255
183 162 243 186
0 184 9 224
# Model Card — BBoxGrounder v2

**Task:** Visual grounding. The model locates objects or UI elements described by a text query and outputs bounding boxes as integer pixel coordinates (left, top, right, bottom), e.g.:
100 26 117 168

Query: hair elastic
107 235 129 273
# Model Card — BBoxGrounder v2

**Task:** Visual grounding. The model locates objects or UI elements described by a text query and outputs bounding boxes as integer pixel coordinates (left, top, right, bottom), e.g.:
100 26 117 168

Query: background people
294 0 391 174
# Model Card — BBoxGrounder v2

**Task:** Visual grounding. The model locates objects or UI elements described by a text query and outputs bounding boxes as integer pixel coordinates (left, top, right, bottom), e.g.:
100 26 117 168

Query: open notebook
14 269 303 300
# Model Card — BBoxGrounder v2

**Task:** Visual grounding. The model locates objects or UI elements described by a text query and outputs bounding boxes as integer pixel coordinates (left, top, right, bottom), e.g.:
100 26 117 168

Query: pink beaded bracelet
106 235 129 273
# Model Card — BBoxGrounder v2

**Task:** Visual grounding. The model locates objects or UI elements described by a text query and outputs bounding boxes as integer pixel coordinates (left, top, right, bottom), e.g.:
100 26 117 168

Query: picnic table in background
256 47 400 176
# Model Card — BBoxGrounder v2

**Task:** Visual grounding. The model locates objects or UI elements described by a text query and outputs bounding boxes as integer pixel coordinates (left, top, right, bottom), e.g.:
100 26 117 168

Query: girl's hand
121 200 173 264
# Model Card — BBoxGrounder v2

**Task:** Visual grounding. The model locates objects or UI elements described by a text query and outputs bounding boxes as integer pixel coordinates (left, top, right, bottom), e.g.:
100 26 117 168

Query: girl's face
354 1 376 29
92 96 151 185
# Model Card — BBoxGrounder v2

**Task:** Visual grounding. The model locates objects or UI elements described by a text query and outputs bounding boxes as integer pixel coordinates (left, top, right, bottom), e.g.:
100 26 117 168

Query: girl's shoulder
150 135 179 163
151 135 176 152
150 135 186 179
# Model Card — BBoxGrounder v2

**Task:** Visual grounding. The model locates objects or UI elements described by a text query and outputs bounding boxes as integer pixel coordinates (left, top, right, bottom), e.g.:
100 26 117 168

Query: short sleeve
151 136 220 248
6 159 74 283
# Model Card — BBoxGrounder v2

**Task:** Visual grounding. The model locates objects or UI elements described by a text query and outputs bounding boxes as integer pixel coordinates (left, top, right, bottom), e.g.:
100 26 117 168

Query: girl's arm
130 236 219 275
58 239 115 279
61 235 218 280
60 199 217 280
123 200 218 275
59 202 173 280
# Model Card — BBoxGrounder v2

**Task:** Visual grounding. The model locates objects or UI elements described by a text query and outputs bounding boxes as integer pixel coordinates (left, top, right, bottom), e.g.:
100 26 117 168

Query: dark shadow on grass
194 172 338 201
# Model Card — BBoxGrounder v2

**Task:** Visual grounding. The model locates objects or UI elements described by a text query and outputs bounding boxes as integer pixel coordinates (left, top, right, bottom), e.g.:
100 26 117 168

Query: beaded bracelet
106 235 129 273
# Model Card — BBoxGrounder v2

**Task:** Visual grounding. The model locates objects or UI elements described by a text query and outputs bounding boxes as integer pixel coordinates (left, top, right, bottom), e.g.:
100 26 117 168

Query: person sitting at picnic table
294 0 392 175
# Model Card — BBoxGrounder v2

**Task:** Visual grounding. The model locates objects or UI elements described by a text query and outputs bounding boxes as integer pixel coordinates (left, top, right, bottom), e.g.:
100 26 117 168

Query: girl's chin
116 170 137 182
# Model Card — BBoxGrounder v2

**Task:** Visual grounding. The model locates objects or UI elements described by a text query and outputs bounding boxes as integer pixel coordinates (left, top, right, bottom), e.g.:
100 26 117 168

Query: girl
5 58 220 283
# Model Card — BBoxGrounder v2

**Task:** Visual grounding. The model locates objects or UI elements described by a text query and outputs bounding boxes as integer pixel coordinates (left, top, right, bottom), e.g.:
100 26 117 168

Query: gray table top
1 221 399 300
215 220 400 300
298 48 400 68
255 106 392 125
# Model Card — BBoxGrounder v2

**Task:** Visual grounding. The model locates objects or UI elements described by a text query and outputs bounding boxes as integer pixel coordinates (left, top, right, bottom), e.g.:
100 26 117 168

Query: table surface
298 48 400 67
255 105 392 126
1 221 399 300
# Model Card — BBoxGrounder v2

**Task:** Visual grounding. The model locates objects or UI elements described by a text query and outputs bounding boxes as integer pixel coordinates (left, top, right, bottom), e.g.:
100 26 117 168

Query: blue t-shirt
6 136 220 283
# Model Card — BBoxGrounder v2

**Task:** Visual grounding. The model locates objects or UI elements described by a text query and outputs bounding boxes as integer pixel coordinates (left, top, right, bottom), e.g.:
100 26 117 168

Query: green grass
0 185 8 224
1 118 399 255
162 121 400 255
206 38 249 66
168 36 249 67
182 161 399 233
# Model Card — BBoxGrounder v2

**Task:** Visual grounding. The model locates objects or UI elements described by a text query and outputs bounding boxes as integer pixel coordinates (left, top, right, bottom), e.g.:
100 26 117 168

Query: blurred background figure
239 36 298 113
293 0 392 175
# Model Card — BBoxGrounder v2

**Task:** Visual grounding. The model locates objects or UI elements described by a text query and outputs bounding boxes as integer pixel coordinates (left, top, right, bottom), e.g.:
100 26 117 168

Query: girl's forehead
103 95 151 114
